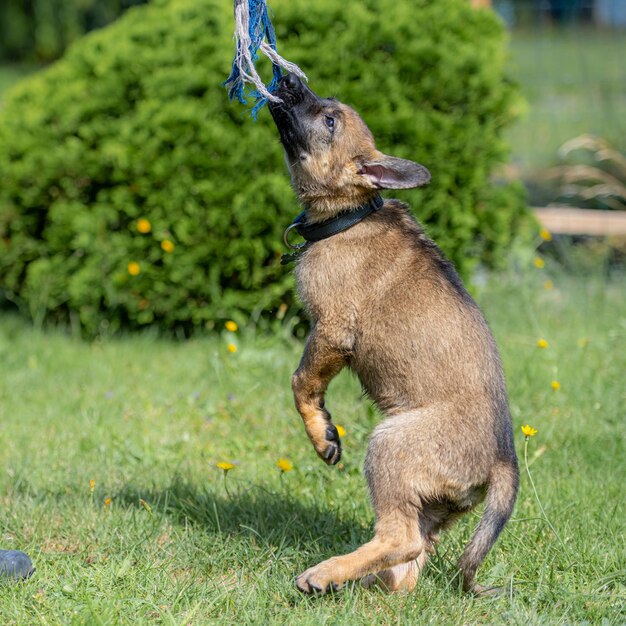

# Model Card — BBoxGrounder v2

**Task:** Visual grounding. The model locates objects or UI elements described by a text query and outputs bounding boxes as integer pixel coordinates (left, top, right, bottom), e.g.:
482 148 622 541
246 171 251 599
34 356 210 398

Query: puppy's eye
324 115 335 131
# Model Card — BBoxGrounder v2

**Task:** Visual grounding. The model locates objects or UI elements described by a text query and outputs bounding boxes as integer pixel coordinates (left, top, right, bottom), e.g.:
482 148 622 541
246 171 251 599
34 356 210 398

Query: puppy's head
269 74 430 214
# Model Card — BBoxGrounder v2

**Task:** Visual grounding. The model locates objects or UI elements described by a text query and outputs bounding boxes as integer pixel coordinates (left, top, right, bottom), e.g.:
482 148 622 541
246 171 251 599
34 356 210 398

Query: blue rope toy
224 0 307 118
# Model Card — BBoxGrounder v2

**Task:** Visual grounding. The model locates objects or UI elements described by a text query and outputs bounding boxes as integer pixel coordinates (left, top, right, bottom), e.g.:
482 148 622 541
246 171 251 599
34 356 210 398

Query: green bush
0 0 530 335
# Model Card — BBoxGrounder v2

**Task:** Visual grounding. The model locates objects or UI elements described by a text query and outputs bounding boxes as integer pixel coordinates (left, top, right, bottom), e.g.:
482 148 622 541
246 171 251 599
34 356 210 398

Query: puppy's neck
299 190 381 223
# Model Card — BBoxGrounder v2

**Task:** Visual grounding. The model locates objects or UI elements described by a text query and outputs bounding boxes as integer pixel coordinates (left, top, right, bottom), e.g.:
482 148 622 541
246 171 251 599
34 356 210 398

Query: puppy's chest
294 243 365 321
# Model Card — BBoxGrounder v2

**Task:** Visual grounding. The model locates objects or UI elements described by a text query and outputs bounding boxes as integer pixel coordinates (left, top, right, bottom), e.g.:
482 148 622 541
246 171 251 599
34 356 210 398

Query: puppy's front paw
319 424 342 465
306 417 342 465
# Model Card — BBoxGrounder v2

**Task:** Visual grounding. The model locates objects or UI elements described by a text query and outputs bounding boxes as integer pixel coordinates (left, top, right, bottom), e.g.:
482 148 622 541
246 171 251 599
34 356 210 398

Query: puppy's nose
281 73 301 91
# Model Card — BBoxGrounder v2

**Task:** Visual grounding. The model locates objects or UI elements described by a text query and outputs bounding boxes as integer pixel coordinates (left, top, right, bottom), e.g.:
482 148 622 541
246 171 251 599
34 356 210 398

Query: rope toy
224 0 307 118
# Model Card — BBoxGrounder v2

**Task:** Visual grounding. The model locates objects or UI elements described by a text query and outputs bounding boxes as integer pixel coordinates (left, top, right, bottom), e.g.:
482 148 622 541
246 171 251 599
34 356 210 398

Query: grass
506 28 626 175
0 267 624 624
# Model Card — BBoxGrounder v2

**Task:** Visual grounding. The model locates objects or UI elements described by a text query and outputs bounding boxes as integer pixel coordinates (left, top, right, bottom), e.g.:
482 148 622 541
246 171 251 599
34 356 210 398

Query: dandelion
225 320 238 332
522 423 565 548
104 497 112 508
276 458 293 472
161 239 175 253
217 461 235 496
533 257 545 269
89 479 96 494
539 228 552 242
544 279 554 291
227 343 237 353
32 589 46 603
127 261 141 276
216 461 235 473
336 425 346 438
137 218 152 234
536 338 549 349
551 380 561 391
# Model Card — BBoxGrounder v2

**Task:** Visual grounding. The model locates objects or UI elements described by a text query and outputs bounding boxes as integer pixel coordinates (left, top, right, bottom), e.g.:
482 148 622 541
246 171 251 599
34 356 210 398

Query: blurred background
2 0 624 200
495 0 626 205
0 0 624 334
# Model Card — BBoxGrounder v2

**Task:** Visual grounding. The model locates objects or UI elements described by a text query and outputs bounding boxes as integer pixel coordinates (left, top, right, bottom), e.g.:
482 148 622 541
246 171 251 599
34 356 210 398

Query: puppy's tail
458 460 519 592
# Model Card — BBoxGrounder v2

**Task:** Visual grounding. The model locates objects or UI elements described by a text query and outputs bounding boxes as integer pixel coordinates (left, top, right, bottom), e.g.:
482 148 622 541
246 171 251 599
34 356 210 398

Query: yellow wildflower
539 228 552 242
276 458 293 472
227 343 237 353
89 479 96 494
277 303 288 320
216 461 235 472
225 320 238 332
33 589 46 603
161 239 175 253
536 338 549 349
137 218 152 234
521 424 538 438
336 425 346 438
127 261 141 276
544 279 554 291
533 257 545 269
104 497 112 508
551 380 561 391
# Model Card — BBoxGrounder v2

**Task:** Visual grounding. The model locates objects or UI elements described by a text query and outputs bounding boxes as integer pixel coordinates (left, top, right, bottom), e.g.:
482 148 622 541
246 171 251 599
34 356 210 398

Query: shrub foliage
0 0 529 335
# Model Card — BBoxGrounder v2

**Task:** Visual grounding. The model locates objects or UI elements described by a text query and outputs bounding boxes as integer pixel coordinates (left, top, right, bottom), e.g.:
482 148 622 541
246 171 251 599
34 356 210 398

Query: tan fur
268 75 519 595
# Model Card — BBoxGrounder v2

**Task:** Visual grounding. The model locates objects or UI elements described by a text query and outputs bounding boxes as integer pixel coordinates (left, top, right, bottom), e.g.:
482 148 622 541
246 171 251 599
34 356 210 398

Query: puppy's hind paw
296 563 343 595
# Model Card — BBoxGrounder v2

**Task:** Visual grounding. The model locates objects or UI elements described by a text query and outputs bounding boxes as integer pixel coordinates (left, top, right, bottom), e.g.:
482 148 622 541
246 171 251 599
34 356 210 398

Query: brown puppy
268 74 518 595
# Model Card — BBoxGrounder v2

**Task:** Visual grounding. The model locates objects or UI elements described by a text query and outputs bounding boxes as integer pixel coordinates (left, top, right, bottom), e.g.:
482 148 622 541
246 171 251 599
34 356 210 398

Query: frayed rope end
224 0 307 118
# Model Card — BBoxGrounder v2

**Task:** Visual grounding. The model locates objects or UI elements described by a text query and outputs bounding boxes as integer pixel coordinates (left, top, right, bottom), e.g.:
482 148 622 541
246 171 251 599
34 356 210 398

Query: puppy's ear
358 155 430 189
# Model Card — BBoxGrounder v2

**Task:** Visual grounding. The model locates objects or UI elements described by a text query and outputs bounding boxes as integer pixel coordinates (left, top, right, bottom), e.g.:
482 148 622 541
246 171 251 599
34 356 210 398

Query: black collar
281 195 384 265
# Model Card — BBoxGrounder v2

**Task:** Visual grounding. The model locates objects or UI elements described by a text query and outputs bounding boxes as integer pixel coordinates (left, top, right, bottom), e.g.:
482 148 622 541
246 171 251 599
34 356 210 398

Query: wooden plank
533 206 626 236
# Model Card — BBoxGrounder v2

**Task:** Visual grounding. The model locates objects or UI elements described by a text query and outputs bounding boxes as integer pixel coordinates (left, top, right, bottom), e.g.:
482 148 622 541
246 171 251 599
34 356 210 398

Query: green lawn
0 269 624 624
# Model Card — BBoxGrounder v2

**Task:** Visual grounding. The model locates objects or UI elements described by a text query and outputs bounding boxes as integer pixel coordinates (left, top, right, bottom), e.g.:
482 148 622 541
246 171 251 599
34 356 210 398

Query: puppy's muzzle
271 73 318 113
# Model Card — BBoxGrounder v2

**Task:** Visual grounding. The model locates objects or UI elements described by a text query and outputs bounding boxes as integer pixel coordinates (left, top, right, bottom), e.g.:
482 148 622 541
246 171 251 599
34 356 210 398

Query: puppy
269 74 518 595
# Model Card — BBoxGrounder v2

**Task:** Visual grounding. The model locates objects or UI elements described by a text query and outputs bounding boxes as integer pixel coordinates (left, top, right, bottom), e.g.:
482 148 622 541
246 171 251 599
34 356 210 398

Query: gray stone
0 550 35 582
